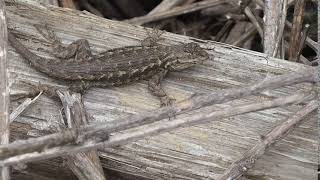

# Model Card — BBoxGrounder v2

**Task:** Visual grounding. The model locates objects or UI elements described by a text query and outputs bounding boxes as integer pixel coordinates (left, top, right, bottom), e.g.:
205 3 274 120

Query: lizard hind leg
148 69 175 107
69 81 92 94
34 24 94 62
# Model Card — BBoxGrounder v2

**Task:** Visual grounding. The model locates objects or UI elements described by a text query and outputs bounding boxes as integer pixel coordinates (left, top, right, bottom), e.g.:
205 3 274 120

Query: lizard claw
18 80 59 100
159 96 177 120
160 96 176 107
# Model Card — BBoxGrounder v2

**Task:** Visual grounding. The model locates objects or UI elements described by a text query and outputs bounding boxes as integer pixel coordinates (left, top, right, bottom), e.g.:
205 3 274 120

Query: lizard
8 25 209 106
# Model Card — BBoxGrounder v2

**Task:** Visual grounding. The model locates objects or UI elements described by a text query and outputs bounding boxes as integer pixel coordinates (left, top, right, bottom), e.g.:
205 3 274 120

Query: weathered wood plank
0 0 10 178
6 1 317 179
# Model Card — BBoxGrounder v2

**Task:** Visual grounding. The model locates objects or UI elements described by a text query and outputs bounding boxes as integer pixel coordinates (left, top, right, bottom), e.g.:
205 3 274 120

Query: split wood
56 90 106 180
0 91 315 166
0 69 318 166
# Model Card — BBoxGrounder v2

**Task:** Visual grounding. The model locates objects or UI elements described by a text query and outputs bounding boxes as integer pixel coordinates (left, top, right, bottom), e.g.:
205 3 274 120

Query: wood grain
0 0 9 179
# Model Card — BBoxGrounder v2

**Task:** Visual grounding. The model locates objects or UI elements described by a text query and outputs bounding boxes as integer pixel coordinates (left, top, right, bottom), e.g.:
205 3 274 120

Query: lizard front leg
35 24 94 62
141 27 164 47
148 69 175 107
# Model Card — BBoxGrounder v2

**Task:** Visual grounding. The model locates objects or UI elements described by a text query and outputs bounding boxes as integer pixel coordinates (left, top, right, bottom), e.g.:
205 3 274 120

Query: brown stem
288 0 307 61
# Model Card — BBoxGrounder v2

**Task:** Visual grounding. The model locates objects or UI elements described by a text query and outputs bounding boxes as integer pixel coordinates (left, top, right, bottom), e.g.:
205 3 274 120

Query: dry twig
217 100 319 180
214 20 234 42
0 91 314 167
286 20 318 53
297 24 310 64
126 0 228 25
256 0 317 57
244 6 263 39
272 0 288 58
232 24 257 46
148 0 195 15
9 91 42 123
263 0 283 56
288 0 307 61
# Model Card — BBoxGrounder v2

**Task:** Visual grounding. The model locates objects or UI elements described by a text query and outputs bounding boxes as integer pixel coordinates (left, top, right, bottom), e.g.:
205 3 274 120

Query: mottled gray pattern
8 32 209 85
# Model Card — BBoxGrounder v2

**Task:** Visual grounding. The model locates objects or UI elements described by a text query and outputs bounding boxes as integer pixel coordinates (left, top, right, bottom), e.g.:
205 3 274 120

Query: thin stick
244 6 263 39
272 0 288 57
299 55 312 66
148 0 194 15
0 92 314 166
232 25 257 46
297 24 310 63
255 1 317 54
126 0 227 25
288 0 307 61
0 91 42 137
9 91 42 123
286 20 318 53
263 0 282 55
217 100 319 180
214 20 234 42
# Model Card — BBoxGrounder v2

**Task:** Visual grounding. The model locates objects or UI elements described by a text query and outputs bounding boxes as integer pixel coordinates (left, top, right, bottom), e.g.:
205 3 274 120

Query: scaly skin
8 27 209 106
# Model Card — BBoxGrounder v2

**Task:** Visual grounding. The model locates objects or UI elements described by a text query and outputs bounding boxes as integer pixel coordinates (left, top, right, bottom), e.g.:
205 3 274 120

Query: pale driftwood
272 0 287 58
218 100 319 180
263 0 282 56
0 91 314 166
6 1 318 180
0 93 315 169
56 90 106 180
1 69 318 161
0 0 9 179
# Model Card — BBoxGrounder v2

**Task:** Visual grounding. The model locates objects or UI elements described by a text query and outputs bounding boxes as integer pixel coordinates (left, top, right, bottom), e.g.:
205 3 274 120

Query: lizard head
167 42 209 71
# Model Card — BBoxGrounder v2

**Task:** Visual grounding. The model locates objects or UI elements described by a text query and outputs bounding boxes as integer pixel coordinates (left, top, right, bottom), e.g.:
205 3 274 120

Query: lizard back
8 32 209 85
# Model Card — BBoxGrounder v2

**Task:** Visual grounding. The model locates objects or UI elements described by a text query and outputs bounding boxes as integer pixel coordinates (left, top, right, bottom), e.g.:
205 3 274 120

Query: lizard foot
160 96 176 107
141 27 164 47
20 80 59 99
69 81 91 94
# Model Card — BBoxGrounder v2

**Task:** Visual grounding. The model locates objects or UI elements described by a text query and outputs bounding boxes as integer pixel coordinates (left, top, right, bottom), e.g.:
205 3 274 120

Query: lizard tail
8 32 52 73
